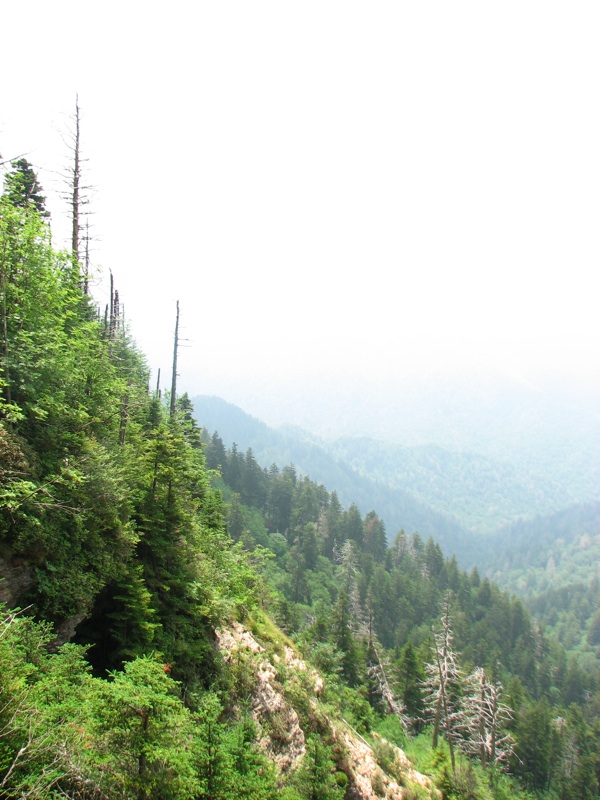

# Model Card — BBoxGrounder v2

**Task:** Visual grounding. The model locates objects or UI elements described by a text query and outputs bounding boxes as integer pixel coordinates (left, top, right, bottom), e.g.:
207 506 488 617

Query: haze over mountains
192 373 600 567
204 372 599 489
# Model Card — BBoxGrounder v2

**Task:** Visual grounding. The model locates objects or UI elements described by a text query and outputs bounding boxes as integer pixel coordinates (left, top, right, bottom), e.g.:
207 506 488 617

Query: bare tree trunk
479 677 487 769
112 291 120 339
170 301 179 418
71 96 81 265
83 220 90 295
109 272 114 338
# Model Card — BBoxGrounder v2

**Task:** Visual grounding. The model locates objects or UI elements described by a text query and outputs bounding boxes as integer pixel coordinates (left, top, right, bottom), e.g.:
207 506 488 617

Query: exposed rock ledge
217 621 307 775
339 726 436 800
216 620 438 799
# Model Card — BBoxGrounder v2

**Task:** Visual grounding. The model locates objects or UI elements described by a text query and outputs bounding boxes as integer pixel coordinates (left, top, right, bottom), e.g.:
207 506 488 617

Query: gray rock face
0 556 35 607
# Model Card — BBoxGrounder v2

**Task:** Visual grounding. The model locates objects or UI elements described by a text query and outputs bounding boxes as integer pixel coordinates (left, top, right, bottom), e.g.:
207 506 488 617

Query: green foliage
3 158 49 216
289 735 344 800
0 163 277 794
86 656 200 798
201 432 600 799
1 145 599 799
0 608 279 799
373 714 409 749
395 641 426 728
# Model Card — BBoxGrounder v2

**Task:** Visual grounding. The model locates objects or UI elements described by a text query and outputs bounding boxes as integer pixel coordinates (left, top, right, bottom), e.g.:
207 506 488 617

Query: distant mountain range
210 372 600 507
192 395 472 559
191 394 598 567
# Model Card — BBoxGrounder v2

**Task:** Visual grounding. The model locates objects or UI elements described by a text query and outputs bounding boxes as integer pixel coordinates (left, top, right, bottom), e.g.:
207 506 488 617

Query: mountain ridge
191 394 589 563
192 394 474 560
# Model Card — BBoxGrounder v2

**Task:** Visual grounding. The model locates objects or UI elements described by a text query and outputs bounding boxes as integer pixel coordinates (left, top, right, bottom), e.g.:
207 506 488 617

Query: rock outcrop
217 621 307 775
216 620 438 799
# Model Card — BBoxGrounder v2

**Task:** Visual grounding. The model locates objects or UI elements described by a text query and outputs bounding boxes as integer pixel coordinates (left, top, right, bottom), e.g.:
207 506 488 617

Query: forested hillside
191 395 592 561
191 395 473 558
477 503 600 590
0 159 284 798
1 156 599 799
202 429 600 798
476 504 600 658
225 374 600 508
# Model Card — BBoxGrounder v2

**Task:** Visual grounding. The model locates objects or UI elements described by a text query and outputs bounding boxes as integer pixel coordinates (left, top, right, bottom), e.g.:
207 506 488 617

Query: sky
2 1 599 427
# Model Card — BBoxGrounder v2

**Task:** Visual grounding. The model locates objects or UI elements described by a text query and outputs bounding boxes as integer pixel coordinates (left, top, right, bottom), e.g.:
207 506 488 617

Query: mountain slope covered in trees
191 394 592 561
474 503 600 659
1 154 599 799
224 373 600 506
201 427 600 798
191 395 475 558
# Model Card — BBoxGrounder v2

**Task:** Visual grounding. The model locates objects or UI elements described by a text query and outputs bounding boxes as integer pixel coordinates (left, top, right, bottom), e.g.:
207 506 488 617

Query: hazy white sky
2 1 599 407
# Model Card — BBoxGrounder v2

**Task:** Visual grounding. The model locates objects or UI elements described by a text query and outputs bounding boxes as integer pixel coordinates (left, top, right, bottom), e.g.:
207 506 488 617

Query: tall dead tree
102 271 122 344
170 301 180 418
71 96 81 265
460 668 514 770
61 96 94 291
366 639 410 727
423 593 463 773
83 220 90 295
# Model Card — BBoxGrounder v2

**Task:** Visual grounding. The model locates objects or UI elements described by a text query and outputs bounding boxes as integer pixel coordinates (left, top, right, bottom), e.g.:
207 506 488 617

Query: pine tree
513 699 553 791
267 468 295 533
292 735 344 799
334 539 366 634
341 503 364 548
331 589 360 686
323 490 343 558
396 642 425 729
242 447 268 508
3 158 49 216
363 511 387 563
206 431 227 472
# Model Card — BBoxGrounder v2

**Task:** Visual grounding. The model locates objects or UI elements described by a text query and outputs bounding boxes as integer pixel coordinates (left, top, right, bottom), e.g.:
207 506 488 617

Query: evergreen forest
1 153 599 799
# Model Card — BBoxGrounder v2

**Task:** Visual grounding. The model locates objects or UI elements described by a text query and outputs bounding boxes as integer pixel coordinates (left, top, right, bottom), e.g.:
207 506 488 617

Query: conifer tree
341 503 364 548
334 539 366 633
323 490 343 558
3 158 49 216
206 431 227 472
513 699 553 791
331 589 360 686
267 467 295 533
363 511 387 563
396 642 425 729
292 735 344 799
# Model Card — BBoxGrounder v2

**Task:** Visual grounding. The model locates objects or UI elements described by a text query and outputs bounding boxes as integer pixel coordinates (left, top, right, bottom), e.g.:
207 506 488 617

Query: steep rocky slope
217 619 437 799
